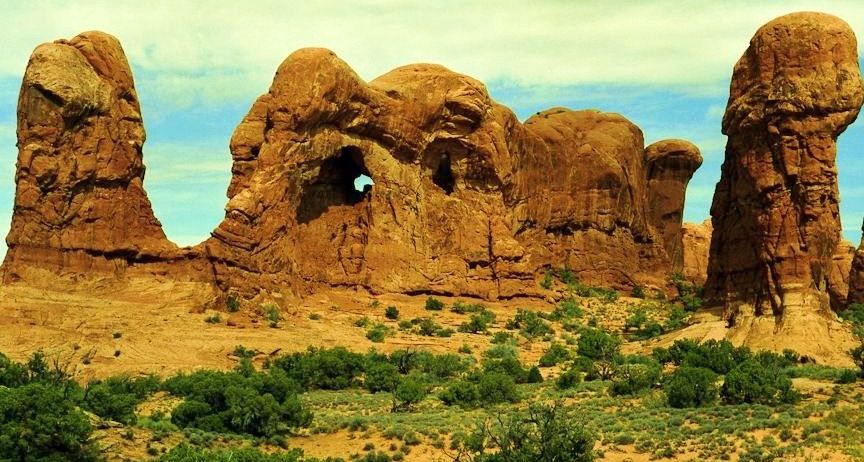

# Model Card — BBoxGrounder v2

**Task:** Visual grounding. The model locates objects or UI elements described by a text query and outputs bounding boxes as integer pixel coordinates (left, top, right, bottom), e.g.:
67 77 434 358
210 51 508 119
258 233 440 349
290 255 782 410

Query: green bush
425 297 445 311
610 360 661 396
722 359 799 405
364 361 400 393
157 444 316 461
461 402 594 462
551 298 583 320
631 285 646 299
538 342 571 367
577 327 621 361
482 345 529 383
366 323 390 343
451 301 485 314
664 366 718 408
268 347 365 390
490 331 516 344
459 310 496 334
384 306 400 320
556 368 583 390
506 309 553 339
0 382 100 462
164 368 311 436
477 372 520 404
82 374 160 424
392 377 427 411
440 380 481 408
416 353 471 380
679 339 748 374
226 294 241 313
526 366 544 384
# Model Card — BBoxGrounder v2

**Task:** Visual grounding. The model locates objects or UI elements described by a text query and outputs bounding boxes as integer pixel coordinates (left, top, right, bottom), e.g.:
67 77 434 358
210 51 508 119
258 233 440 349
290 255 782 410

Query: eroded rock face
828 240 856 309
705 13 863 338
848 220 864 306
645 140 702 272
204 51 682 298
3 34 698 299
682 220 712 286
1 32 206 282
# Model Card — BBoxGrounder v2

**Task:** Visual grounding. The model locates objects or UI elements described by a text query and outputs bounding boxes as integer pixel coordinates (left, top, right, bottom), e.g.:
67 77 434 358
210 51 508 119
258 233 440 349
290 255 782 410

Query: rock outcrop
1 32 207 282
848 219 864 306
682 220 712 286
705 12 863 361
3 33 699 299
828 240 856 309
645 140 702 272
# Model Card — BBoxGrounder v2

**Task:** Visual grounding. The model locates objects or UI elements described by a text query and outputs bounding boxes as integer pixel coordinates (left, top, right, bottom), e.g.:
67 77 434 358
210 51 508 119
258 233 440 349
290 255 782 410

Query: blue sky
1 1 864 257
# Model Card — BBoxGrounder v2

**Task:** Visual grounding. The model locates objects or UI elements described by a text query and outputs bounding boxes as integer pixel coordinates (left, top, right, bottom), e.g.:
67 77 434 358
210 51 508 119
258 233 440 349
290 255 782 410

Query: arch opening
297 146 372 224
433 154 455 195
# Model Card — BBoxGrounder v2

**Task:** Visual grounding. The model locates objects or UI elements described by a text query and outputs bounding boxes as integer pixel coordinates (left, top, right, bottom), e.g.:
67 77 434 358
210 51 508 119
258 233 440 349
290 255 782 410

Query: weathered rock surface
3 33 698 299
682 220 712 286
204 54 680 298
645 140 702 272
1 32 209 282
848 219 864 306
705 12 863 359
828 239 856 309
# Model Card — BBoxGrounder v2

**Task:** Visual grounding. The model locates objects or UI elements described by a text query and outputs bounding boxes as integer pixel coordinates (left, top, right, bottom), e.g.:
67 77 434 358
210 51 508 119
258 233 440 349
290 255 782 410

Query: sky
1 0 864 257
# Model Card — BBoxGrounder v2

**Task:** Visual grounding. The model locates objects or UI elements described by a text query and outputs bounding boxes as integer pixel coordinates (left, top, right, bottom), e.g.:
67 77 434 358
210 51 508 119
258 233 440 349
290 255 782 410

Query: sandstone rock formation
1 31 208 283
3 33 699 300
645 140 702 273
705 12 863 360
682 220 712 286
828 240 856 309
848 219 864 306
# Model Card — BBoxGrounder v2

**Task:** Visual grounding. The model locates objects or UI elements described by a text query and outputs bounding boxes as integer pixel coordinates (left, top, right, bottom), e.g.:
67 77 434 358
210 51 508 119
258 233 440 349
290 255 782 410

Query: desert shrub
451 301 485 314
425 297 445 311
263 303 282 328
226 294 241 313
624 308 648 332
664 306 689 331
527 366 544 383
652 339 699 365
840 303 864 326
836 368 858 384
440 380 482 408
506 309 553 340
679 339 748 374
459 402 594 462
577 327 621 361
459 310 496 334
610 360 661 396
392 376 427 412
556 368 583 390
268 347 365 390
631 285 646 299
538 342 571 367
0 382 100 462
0 352 30 388
366 323 390 343
416 353 471 380
384 306 400 320
540 272 554 290
551 297 584 320
482 345 528 383
664 366 718 408
82 374 160 424
722 359 799 405
164 367 310 437
157 444 315 461
490 331 516 344
364 361 401 393
477 372 520 404
672 273 703 312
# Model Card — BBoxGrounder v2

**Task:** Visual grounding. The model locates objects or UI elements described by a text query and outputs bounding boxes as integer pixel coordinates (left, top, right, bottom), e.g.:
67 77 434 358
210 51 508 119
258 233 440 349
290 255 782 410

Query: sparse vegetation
424 297 445 311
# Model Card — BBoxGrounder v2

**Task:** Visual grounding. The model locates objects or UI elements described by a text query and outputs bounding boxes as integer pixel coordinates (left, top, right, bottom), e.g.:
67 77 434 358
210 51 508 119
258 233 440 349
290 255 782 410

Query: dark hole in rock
296 146 371 224
433 154 455 194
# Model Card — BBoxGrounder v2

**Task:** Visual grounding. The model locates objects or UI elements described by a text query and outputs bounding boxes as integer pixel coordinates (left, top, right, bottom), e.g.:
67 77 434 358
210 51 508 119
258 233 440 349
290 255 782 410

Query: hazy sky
1 0 864 257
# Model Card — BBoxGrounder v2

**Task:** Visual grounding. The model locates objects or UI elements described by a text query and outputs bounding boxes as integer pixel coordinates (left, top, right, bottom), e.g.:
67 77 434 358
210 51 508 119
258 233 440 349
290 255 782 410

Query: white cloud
2 0 864 109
